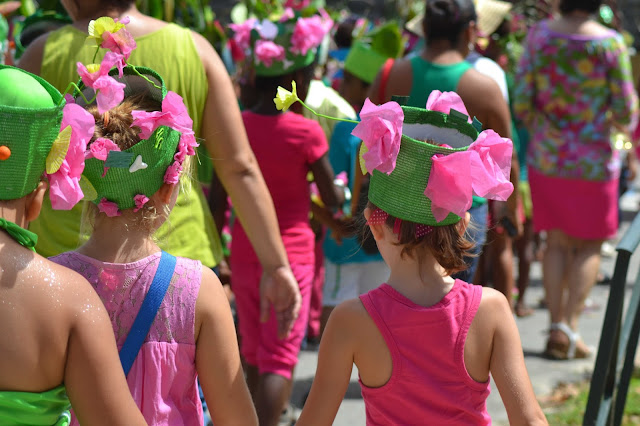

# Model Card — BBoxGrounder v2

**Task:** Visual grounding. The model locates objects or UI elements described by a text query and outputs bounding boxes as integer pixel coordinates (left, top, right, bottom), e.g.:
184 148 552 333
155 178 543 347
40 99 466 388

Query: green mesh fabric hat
81 66 197 216
0 65 64 200
230 7 334 77
344 22 405 84
355 92 514 227
13 11 72 60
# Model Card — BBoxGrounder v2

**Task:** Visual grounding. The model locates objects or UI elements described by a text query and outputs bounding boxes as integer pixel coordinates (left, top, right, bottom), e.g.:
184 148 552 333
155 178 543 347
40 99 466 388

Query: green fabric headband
0 65 65 200
81 67 185 212
367 106 480 226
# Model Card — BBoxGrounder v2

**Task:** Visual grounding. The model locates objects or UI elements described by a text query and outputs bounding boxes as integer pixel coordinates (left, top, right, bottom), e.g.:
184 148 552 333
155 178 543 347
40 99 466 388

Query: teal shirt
323 118 383 264
408 57 486 207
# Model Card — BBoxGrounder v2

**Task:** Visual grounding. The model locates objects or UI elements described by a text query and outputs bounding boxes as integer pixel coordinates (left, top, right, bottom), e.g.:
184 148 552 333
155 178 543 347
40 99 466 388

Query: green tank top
407 56 472 107
31 24 221 266
408 56 487 208
0 385 71 425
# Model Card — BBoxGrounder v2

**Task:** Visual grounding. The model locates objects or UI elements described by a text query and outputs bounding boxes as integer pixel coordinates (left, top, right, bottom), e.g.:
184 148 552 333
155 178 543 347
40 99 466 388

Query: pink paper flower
175 132 198 163
426 90 472 122
351 98 404 175
290 11 333 55
100 25 136 61
48 104 96 210
254 40 286 67
133 194 150 212
164 161 182 185
98 198 121 217
87 137 120 160
131 91 194 139
229 18 257 52
424 130 514 222
77 52 126 114
280 8 295 22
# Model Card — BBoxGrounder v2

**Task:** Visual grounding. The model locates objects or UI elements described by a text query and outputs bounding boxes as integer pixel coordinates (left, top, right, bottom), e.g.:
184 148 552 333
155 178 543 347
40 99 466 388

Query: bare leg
256 372 293 426
488 229 515 305
566 239 603 331
543 230 570 325
515 220 535 317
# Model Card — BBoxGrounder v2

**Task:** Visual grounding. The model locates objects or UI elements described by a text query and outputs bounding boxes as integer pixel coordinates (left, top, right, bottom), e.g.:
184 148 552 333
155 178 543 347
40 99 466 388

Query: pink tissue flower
87 137 120 161
290 10 333 55
175 132 198 163
98 198 121 217
425 90 472 122
284 0 311 10
100 25 136 61
424 129 514 222
280 8 295 22
229 18 257 52
133 194 150 212
351 98 404 175
164 161 183 185
131 91 194 139
48 104 96 210
254 40 286 67
77 52 126 114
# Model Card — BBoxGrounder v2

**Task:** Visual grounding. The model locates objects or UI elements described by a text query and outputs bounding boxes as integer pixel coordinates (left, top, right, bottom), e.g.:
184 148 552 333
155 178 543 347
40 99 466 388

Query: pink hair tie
368 208 433 239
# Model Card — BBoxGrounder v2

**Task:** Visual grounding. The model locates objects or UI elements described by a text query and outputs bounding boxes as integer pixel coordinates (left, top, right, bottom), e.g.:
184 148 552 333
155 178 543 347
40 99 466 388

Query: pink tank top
359 280 491 425
51 251 203 426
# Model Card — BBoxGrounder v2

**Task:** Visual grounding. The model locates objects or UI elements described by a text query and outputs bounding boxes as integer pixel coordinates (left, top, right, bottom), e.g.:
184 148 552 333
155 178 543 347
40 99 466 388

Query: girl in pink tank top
295 89 547 425
47 33 257 425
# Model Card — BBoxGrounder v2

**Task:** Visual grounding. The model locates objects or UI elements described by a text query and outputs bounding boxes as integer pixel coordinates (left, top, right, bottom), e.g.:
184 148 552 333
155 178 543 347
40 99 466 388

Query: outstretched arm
192 32 300 338
64 276 146 425
196 267 258 425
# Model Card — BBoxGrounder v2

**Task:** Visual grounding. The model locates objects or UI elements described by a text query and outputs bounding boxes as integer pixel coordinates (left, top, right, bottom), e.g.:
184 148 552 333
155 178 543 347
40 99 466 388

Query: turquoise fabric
324 118 382 264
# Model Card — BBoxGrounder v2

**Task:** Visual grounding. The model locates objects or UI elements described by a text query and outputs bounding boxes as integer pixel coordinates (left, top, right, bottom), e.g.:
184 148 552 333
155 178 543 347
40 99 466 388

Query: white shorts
322 260 390 306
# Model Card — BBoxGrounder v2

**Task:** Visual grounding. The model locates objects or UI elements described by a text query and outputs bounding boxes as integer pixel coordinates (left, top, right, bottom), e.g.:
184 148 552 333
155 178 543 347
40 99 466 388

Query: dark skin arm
309 153 345 210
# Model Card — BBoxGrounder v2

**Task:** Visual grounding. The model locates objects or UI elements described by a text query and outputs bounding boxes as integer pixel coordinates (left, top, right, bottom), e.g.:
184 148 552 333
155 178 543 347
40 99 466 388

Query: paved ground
288 187 640 425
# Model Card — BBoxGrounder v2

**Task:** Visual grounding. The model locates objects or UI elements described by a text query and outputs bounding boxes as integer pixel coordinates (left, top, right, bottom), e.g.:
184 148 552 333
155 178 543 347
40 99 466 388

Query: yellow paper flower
46 126 72 174
85 17 126 46
274 81 299 111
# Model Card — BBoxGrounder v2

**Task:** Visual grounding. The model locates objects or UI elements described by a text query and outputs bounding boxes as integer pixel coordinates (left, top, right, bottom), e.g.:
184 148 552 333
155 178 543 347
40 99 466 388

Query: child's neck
77 218 160 264
251 92 284 116
386 252 455 308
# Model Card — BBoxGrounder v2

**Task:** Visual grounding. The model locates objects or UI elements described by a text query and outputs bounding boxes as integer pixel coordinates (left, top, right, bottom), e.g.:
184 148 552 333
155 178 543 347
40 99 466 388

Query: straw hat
406 0 513 38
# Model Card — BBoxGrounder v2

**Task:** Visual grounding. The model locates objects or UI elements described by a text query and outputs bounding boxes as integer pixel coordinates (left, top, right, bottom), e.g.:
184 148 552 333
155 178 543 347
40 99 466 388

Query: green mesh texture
84 126 181 210
0 65 64 200
80 66 181 210
368 106 479 226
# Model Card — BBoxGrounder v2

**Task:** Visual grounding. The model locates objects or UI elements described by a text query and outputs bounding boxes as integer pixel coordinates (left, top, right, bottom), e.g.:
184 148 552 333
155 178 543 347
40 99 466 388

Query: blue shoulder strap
119 251 177 376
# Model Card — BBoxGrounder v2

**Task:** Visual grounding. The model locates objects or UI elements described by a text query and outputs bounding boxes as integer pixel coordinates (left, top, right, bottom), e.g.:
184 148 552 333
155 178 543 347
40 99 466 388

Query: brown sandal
544 323 592 360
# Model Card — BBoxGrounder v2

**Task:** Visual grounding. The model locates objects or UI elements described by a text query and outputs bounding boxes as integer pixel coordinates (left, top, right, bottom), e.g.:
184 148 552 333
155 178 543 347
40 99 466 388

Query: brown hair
87 94 160 150
366 202 475 275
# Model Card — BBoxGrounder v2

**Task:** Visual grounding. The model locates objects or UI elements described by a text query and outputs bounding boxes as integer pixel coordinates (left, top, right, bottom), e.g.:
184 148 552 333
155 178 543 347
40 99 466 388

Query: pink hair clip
368 208 433 239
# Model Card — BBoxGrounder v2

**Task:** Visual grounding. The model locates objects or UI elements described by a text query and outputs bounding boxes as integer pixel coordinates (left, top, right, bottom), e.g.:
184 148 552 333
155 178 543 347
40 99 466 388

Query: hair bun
427 0 458 22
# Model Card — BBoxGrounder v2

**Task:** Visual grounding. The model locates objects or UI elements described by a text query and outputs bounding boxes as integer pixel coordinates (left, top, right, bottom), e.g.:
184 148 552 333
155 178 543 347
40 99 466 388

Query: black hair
423 0 477 46
253 62 315 93
559 0 602 15
104 0 136 8
334 16 358 49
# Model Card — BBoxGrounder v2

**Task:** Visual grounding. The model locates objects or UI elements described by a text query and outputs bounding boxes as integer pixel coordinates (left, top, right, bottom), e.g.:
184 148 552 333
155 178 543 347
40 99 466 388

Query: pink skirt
528 167 619 240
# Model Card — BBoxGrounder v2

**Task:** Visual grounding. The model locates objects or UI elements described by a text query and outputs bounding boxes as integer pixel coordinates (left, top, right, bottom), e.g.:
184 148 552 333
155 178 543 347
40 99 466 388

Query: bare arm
296 302 356 426
64 277 146 425
309 153 344 209
192 32 300 338
196 267 258 425
485 292 548 425
17 33 48 74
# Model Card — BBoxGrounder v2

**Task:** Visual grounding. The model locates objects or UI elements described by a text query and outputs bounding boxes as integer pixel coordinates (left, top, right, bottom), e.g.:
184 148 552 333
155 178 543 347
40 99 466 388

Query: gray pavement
289 187 640 425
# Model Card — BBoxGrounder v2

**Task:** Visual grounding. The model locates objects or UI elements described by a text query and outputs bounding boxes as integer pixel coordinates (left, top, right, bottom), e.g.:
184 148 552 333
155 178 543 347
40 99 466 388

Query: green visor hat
0 65 64 200
79 67 197 216
344 22 405 85
230 8 334 77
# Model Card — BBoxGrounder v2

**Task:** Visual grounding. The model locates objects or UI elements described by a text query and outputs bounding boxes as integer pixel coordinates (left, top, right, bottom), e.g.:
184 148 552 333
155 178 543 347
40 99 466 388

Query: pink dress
51 251 203 426
359 280 491 425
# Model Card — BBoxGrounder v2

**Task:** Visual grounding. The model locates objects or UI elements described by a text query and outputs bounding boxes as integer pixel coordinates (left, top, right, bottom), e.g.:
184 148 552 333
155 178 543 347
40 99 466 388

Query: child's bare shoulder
475 287 512 325
330 298 374 332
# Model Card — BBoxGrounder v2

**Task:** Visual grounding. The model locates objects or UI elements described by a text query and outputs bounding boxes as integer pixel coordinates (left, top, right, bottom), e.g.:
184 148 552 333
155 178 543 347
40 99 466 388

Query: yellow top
30 23 221 266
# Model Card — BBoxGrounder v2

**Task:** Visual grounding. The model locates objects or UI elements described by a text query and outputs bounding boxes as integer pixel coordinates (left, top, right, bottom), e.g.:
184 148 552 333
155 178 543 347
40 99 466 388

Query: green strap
0 218 38 251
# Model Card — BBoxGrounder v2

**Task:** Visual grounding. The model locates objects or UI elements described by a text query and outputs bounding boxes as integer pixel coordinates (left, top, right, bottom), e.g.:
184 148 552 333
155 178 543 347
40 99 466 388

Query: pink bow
426 90 472 123
424 129 514 222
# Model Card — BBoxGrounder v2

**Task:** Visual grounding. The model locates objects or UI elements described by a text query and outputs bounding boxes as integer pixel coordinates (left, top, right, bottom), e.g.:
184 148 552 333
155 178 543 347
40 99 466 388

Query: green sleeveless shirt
31 24 221 266
0 385 71 425
408 56 486 208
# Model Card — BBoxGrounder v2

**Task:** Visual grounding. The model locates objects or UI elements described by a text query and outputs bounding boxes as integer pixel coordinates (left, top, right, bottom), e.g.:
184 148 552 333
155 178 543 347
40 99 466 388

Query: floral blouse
514 20 638 181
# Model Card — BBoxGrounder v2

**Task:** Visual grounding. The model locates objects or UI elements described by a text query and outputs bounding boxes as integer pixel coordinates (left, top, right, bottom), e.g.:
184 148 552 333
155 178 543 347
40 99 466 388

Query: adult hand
260 266 301 339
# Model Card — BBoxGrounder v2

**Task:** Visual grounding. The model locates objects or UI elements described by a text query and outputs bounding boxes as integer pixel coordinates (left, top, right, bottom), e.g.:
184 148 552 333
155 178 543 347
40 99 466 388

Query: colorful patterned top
51 251 204 426
514 20 638 182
